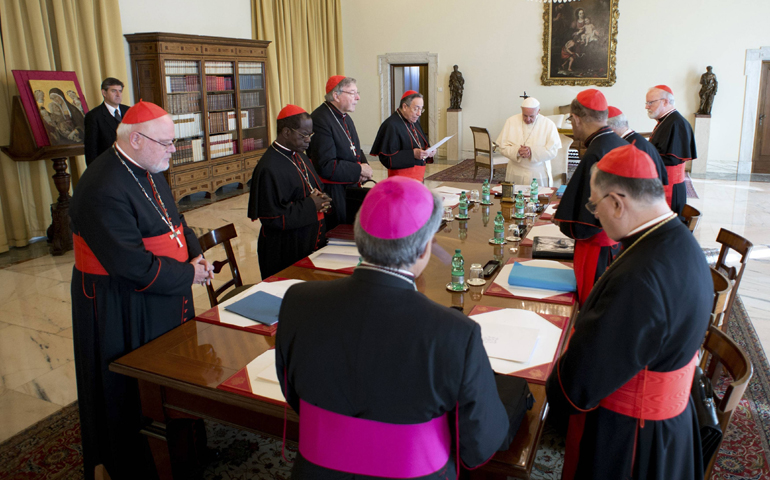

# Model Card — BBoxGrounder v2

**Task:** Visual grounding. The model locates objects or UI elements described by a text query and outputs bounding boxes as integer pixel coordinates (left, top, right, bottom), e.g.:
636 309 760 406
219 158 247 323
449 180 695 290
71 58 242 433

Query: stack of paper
433 186 465 208
307 244 360 270
522 223 568 245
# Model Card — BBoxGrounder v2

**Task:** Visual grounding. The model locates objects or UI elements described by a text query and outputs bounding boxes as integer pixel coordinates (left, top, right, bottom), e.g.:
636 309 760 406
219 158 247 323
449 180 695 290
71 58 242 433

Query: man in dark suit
84 77 130 165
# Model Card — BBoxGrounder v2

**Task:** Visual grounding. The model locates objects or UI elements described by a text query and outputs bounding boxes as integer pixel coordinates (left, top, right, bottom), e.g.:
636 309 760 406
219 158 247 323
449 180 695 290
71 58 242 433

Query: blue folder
507 263 577 292
224 291 283 325
556 185 567 197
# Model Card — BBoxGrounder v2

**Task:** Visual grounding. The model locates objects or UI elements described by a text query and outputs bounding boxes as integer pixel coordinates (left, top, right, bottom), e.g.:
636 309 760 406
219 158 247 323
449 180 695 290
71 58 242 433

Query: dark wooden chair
700 326 753 479
682 204 701 233
197 223 253 307
470 126 508 182
714 228 753 332
709 266 731 329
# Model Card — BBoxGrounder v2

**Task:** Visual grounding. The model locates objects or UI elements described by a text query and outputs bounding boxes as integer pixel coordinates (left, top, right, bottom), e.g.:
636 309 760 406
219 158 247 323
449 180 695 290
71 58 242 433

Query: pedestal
447 109 462 161
48 157 73 256
691 115 710 175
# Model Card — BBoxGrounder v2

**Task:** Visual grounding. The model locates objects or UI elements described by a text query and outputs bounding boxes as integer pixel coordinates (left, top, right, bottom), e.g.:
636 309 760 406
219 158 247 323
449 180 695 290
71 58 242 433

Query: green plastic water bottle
530 178 539 199
515 191 525 219
458 191 468 218
451 249 465 290
482 179 491 204
494 211 505 243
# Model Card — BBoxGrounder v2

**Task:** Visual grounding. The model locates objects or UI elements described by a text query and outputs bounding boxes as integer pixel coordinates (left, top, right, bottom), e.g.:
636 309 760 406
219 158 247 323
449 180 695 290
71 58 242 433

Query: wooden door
753 62 770 173
390 64 430 139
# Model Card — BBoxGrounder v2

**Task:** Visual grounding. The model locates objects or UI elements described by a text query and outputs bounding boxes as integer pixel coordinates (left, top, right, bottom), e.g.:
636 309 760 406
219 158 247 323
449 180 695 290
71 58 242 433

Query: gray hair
570 98 608 123
606 112 628 130
325 77 357 103
648 87 675 106
116 121 133 143
354 191 443 269
400 92 423 110
590 163 664 204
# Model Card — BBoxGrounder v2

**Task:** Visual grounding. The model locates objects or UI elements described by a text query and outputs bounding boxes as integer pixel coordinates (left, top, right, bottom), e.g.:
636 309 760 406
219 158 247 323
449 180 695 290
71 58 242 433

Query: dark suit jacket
84 102 130 165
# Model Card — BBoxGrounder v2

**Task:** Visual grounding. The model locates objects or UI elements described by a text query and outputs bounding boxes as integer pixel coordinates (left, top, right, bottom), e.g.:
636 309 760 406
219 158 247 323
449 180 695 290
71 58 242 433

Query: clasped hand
191 254 215 285
518 146 532 159
311 188 332 213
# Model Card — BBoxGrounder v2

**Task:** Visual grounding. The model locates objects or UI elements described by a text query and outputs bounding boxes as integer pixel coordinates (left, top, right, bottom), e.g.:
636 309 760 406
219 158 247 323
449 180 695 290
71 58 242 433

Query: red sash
663 164 686 206
561 352 699 480
573 231 617 305
73 227 188 276
388 165 426 182
299 399 450 477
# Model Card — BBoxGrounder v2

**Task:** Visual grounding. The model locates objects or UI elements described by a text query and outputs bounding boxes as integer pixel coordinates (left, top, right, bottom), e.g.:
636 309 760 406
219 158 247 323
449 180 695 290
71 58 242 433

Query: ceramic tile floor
0 159 767 445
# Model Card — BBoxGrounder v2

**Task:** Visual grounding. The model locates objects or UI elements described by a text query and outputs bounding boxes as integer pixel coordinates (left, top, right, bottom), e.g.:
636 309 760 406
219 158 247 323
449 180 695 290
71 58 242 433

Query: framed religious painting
541 0 619 86
12 70 89 148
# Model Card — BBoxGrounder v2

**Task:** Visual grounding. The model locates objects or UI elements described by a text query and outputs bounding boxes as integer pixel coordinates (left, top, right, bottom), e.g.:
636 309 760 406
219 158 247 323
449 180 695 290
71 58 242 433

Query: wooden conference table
111 182 577 479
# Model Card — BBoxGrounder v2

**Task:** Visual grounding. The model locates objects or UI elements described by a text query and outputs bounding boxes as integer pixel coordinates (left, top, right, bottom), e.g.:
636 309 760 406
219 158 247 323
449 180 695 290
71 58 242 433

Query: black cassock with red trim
70 146 201 479
648 109 697 216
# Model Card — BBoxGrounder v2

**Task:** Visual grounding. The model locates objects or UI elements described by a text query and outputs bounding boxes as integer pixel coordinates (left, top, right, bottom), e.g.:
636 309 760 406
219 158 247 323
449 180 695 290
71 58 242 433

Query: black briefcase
495 374 535 451
692 366 723 469
345 179 376 224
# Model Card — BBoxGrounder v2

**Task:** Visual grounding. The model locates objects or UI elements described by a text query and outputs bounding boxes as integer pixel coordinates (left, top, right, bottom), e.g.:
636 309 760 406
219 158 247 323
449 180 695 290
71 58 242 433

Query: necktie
114 108 121 122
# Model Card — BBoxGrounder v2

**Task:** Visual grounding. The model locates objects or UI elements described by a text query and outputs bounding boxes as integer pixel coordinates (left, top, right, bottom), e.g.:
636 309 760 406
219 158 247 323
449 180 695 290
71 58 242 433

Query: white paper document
245 349 286 401
470 308 563 375
524 224 568 242
308 244 360 270
215 279 305 328
426 135 454 155
479 322 540 364
543 204 558 217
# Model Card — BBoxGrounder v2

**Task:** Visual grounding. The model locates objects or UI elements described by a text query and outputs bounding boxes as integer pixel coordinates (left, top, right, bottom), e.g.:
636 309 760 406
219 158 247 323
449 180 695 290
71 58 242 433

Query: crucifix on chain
170 229 183 247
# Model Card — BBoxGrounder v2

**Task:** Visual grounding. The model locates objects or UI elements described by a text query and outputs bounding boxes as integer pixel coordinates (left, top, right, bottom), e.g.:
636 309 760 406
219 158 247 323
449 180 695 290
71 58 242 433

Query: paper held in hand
425 135 454 155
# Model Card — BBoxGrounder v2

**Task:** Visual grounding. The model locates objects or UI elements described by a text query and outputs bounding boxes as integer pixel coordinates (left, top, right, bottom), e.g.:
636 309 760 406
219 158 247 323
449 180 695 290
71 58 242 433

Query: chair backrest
470 126 493 158
551 133 574 188
545 114 566 129
699 325 753 478
715 228 753 331
197 223 244 307
709 266 731 329
682 204 701 233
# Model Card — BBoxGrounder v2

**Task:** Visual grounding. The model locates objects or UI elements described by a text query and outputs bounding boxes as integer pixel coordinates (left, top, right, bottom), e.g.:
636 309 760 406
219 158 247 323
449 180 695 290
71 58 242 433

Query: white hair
648 87 675 106
607 112 628 130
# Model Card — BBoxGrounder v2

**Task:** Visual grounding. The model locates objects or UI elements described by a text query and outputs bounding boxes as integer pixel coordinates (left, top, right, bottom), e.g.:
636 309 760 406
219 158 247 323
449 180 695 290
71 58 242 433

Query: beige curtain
252 0 344 139
0 0 128 253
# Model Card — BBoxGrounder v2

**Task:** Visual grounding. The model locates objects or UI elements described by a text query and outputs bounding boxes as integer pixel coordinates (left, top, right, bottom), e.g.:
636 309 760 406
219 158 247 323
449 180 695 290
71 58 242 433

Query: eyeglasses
340 90 360 97
585 192 625 215
291 128 315 140
566 115 574 123
137 132 177 148
645 99 664 107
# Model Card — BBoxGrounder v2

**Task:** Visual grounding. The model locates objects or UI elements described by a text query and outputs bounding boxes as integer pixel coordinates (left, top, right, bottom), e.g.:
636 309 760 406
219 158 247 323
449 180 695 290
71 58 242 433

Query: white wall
118 0 253 101
341 0 770 163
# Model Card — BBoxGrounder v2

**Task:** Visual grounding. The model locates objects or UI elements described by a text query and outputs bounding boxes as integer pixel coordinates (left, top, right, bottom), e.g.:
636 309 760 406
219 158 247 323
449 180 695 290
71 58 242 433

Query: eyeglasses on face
339 90 360 97
645 99 664 107
585 192 625 215
291 128 315 140
137 132 177 148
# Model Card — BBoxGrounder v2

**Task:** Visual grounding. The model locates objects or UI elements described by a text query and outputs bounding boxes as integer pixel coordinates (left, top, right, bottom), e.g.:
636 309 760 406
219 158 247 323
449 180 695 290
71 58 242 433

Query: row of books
211 133 238 159
166 93 201 115
171 138 206 166
241 108 266 129
172 113 203 139
241 92 263 109
243 137 264 153
205 61 234 75
165 60 198 75
209 111 237 134
238 63 263 75
238 74 264 90
165 75 200 93
207 93 234 110
206 76 233 91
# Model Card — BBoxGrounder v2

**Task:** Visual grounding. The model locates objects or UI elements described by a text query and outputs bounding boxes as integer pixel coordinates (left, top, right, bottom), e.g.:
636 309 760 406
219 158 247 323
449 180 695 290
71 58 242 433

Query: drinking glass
443 207 454 221
506 224 520 242
470 190 480 203
468 263 485 286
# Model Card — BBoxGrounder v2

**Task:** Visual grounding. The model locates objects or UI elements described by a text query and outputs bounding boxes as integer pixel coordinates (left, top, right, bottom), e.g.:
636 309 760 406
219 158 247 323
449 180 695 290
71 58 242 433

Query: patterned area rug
1 298 766 479
425 158 506 184
686 172 700 199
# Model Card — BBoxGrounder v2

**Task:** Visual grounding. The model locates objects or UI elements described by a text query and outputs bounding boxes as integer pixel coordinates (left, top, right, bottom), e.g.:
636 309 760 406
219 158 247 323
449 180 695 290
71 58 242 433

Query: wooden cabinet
125 32 270 201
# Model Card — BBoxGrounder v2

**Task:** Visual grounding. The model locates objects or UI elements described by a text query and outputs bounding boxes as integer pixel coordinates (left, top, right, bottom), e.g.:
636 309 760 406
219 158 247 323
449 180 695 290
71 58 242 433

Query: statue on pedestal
449 65 464 109
697 66 718 115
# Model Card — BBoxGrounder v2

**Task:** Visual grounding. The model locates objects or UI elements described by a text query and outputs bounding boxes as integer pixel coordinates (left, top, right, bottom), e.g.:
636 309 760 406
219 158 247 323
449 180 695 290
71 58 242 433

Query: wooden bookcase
125 32 271 201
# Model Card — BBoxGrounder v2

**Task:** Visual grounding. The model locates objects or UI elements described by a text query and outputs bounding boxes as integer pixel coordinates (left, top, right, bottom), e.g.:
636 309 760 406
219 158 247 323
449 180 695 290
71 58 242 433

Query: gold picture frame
541 0 619 86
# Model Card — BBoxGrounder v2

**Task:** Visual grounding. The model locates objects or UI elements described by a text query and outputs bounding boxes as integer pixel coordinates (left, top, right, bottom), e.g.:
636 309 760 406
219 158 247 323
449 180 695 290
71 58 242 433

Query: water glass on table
468 263 485 286
443 207 455 221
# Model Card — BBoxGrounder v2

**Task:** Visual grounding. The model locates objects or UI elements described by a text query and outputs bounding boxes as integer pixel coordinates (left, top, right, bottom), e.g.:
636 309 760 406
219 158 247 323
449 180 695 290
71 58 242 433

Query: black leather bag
344 179 376 225
692 365 723 468
494 374 535 451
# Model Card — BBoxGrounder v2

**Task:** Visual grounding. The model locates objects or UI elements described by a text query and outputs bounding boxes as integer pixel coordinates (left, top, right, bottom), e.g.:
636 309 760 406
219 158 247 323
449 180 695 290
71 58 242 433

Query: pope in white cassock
496 97 561 187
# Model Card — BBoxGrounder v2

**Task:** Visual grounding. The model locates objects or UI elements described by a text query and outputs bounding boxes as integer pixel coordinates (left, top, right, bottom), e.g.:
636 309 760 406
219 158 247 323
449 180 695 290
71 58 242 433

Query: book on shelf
165 60 198 75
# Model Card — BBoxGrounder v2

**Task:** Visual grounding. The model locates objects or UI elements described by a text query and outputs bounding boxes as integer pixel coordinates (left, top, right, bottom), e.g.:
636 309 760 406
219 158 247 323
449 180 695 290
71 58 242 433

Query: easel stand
1 96 82 255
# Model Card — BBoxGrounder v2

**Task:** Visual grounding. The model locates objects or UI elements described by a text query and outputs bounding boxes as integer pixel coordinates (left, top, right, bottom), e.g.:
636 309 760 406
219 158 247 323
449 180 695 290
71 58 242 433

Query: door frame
377 52 438 146
739 47 770 175
390 63 430 139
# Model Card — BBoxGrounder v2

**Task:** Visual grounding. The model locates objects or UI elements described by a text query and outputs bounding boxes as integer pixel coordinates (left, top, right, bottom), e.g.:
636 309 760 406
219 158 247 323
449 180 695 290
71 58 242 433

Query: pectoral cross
350 145 357 155
170 229 183 248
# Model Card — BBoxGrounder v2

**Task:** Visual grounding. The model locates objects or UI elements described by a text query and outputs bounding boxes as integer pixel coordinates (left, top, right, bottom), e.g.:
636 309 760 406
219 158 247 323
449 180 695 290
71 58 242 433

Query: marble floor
0 159 768 447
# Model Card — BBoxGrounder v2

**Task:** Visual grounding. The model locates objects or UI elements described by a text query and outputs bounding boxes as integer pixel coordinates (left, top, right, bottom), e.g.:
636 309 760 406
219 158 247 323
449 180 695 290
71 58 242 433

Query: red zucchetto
597 143 658 179
576 89 607 111
326 75 346 93
121 100 167 124
608 106 623 118
401 90 419 100
277 104 306 120
654 85 673 95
